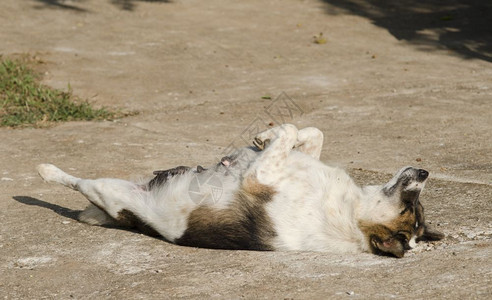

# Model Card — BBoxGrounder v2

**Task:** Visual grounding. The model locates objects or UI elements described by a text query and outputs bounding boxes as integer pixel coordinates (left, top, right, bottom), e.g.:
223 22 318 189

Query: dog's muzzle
417 169 429 181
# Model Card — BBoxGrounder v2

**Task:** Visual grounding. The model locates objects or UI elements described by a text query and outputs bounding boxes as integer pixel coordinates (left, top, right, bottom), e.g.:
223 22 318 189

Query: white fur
264 152 400 253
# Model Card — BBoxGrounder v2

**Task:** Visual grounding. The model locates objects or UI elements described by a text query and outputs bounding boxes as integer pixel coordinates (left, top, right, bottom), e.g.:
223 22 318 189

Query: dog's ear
415 201 445 242
417 224 445 242
370 235 405 258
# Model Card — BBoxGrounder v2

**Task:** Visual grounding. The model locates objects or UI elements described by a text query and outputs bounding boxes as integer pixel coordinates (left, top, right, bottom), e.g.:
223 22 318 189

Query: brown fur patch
359 209 417 258
175 176 277 250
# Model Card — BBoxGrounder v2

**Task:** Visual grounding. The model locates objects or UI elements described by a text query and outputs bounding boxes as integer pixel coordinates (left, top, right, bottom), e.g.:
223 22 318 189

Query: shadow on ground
33 0 169 12
13 196 81 220
12 196 167 239
321 0 492 62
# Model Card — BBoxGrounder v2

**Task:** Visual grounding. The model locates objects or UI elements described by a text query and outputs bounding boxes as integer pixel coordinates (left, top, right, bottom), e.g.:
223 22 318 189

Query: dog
37 124 443 257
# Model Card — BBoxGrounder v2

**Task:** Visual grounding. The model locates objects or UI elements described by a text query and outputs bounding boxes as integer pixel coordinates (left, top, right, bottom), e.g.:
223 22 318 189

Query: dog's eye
397 234 408 243
400 176 412 186
396 232 410 243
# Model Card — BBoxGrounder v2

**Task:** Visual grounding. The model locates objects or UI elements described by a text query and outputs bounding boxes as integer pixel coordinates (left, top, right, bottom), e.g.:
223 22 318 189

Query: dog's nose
418 169 429 181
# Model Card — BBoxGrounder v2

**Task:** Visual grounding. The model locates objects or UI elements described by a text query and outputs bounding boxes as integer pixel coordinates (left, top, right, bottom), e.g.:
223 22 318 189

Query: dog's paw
253 136 270 150
253 128 276 150
253 124 298 150
37 164 68 184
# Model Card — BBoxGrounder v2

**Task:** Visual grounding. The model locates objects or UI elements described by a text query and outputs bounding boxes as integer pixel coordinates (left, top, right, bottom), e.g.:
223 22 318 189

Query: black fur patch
116 209 161 237
148 165 208 190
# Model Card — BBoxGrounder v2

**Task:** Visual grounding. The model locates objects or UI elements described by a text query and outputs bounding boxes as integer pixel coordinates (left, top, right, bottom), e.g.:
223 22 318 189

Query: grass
0 56 120 127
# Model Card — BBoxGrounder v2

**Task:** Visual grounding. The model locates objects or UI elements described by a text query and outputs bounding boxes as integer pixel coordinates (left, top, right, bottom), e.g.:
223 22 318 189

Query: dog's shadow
12 196 165 240
13 196 81 221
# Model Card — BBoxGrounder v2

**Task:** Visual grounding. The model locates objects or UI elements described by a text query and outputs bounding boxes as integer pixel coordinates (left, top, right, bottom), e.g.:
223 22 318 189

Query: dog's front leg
294 127 324 160
247 124 298 185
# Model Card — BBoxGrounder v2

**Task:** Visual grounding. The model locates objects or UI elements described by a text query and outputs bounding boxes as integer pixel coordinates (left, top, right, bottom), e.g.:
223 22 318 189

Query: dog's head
359 167 444 258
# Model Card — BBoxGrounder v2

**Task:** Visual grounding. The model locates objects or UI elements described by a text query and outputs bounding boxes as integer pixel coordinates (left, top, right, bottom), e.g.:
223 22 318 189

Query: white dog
37 124 443 257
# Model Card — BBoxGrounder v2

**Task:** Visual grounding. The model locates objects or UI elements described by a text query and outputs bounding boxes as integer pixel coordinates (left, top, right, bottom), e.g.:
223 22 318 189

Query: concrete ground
0 0 491 298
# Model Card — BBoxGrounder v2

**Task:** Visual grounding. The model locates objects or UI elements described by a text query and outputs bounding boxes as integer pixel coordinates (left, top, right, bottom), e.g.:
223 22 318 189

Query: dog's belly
153 149 365 252
265 152 366 252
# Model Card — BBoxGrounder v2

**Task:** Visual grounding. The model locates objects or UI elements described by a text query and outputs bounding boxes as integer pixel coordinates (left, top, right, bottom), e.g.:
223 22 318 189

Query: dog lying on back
37 124 443 257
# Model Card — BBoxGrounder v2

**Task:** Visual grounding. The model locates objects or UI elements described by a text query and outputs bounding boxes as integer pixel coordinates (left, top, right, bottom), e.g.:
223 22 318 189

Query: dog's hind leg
294 127 324 160
38 164 144 217
37 164 156 226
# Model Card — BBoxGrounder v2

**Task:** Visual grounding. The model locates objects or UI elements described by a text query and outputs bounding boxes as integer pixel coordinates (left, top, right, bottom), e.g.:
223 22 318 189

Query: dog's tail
37 164 79 190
